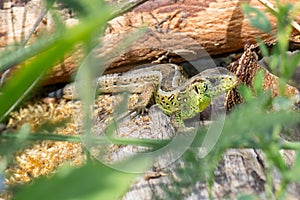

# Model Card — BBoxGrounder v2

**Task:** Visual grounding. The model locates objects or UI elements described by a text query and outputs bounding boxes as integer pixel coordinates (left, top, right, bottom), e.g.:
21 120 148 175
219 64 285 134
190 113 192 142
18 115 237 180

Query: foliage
0 0 299 199
0 0 150 199
13 158 138 200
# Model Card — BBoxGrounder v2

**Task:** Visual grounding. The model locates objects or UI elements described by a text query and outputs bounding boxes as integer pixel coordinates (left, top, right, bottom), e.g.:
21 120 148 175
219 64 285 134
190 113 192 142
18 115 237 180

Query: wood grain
1 0 300 85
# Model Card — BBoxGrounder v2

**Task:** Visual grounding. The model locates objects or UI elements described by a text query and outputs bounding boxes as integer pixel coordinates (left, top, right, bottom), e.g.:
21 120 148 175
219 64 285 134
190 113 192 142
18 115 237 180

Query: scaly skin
62 64 238 127
154 66 237 126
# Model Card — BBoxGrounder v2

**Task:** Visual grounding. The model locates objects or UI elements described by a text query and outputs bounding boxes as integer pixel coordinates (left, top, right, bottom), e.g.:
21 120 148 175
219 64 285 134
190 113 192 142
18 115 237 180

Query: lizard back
96 64 188 93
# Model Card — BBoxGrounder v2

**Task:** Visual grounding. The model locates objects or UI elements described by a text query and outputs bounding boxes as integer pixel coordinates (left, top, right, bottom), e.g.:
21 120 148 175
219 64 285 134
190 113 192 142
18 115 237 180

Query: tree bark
1 0 300 85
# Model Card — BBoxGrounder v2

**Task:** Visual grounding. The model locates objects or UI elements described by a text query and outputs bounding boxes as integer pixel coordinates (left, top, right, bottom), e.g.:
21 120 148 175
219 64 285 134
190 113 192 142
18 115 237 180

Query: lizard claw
129 106 149 118
116 106 149 121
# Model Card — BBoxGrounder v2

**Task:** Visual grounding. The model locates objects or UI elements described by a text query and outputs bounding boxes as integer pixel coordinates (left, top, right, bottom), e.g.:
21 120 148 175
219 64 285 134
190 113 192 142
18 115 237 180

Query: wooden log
102 0 300 70
1 0 300 85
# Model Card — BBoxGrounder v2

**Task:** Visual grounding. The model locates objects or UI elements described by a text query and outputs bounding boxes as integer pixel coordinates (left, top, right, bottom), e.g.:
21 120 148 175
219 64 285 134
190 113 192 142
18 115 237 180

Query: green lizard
62 64 238 127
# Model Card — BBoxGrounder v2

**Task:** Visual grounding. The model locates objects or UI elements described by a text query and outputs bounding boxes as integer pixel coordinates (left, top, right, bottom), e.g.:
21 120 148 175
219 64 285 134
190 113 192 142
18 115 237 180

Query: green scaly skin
154 66 238 127
62 64 238 128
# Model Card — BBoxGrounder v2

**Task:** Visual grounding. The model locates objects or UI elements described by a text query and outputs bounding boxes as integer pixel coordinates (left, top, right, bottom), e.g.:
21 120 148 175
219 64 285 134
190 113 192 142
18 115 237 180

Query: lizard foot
118 106 149 120
134 106 149 116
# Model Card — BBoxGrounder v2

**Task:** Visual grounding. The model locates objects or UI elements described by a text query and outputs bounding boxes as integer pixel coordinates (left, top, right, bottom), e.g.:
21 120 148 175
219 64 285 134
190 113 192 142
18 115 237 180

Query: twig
112 0 148 17
0 1 54 86
258 0 300 32
0 132 169 148
0 0 148 86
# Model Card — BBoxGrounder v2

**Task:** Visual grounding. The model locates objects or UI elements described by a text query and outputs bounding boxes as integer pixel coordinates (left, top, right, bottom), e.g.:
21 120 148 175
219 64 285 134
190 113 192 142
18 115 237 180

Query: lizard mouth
226 74 238 89
206 74 238 98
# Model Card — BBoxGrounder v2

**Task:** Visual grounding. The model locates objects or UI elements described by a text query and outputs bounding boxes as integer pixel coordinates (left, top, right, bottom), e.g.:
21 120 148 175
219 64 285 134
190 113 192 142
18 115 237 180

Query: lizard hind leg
127 82 157 117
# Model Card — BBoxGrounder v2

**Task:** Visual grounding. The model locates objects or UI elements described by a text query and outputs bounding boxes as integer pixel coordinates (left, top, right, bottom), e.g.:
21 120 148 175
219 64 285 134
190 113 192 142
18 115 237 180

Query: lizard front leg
170 111 185 130
170 111 197 132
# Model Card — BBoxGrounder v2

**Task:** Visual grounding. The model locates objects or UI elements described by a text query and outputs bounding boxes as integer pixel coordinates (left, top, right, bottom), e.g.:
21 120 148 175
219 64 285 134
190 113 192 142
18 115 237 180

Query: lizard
62 64 238 128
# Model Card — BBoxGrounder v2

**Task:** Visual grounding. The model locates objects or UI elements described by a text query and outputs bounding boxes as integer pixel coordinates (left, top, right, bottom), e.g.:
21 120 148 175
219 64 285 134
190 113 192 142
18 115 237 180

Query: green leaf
0 124 32 157
258 38 269 58
54 0 88 16
0 37 57 72
223 97 299 146
269 47 280 74
0 42 73 122
284 51 300 79
284 149 300 182
238 194 256 200
238 85 253 102
242 4 272 33
0 2 112 122
13 159 139 200
253 69 265 95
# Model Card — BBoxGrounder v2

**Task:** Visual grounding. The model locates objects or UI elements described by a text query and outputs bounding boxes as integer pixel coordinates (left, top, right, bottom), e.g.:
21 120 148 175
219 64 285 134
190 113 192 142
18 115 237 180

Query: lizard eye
193 85 199 94
204 84 208 92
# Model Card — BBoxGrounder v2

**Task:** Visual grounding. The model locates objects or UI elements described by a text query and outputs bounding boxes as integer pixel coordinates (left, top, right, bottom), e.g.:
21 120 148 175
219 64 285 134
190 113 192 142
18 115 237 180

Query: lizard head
190 67 238 99
203 73 238 98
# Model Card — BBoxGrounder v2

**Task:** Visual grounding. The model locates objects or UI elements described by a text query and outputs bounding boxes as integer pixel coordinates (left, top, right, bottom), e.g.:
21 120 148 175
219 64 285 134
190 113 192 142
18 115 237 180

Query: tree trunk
1 0 300 85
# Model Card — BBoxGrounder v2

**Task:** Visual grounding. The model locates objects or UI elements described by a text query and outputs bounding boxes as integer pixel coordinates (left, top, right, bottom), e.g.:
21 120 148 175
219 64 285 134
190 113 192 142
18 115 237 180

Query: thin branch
2 131 300 150
112 0 148 17
0 0 148 83
0 132 169 149
258 0 300 32
0 1 54 85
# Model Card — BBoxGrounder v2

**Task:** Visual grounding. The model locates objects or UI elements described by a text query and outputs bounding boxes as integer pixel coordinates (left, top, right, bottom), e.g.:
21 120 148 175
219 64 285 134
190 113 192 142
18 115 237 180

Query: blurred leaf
220 92 299 147
269 47 280 74
14 159 139 200
258 39 269 58
274 2 293 29
0 124 32 156
238 194 256 200
238 85 253 102
54 0 111 18
290 2 300 20
253 69 265 95
188 91 299 191
284 51 300 79
0 2 112 122
36 118 70 134
284 149 300 182
272 96 297 111
242 4 272 33
54 0 88 16
0 175 3 192
0 42 73 122
0 37 57 72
